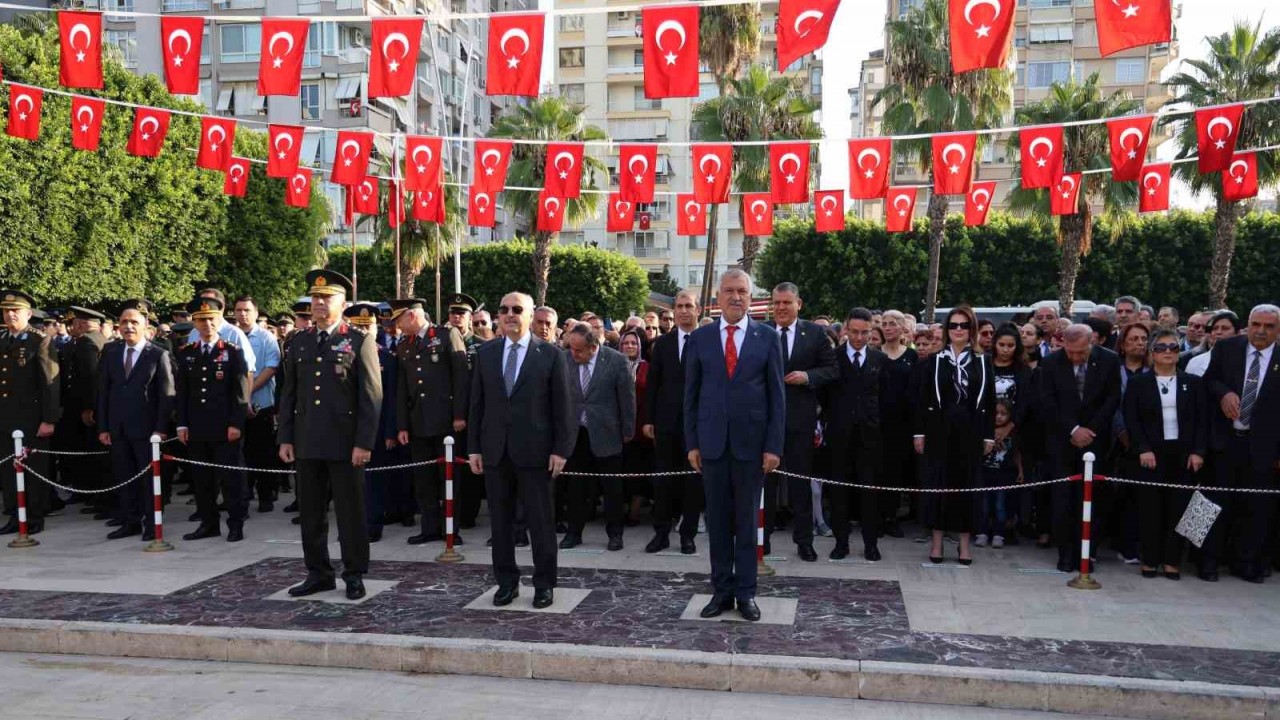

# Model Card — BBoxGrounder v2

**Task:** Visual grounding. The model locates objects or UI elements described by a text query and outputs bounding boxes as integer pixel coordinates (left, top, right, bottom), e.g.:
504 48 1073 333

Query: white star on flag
664 52 678 65
485 167 495 175
272 56 283 68
864 169 875 178
1214 140 1226 149
949 165 960 174
1127 150 1137 159
173 55 184 66
976 204 986 211
705 174 716 183
17 113 26 121
416 165 427 174
975 25 991 38
559 171 569 179
278 152 287 159
1122 4 1138 17
898 210 907 217
507 57 520 69
388 60 400 72
785 174 796 183
1036 158 1047 167
80 124 89 132
634 174 644 182
76 51 86 62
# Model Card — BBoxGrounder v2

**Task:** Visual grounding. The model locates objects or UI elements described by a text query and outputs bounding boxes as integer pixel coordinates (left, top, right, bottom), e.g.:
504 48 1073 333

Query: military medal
215 370 225 380
431 352 439 363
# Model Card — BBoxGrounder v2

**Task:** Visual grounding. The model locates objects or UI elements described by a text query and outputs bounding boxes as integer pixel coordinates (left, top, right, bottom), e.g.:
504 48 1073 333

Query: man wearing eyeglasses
472 310 495 341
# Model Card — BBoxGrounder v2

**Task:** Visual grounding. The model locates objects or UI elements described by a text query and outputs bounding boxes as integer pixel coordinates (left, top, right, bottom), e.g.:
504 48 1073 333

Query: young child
976 400 1021 548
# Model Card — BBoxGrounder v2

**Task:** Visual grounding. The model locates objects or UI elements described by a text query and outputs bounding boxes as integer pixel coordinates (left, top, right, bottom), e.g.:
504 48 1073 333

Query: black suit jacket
645 328 689 438
1037 346 1121 466
825 344 888 451
468 334 575 468
767 319 838 435
174 339 249 442
1122 372 1209 458
1203 336 1280 468
96 341 175 441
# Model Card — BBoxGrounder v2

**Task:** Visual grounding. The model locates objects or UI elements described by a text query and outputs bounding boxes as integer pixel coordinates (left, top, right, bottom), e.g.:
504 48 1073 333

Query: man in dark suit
764 282 837 561
56 307 109 516
562 324 635 551
643 290 703 555
0 290 59 535
1038 323 1121 572
96 299 175 540
278 270 382 600
1201 304 1280 583
468 292 575 610
685 269 785 622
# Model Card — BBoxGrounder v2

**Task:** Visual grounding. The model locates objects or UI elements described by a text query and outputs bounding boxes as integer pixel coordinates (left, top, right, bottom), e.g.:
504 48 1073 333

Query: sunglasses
473 321 489 327
947 321 972 330
1152 343 1180 353
497 305 524 315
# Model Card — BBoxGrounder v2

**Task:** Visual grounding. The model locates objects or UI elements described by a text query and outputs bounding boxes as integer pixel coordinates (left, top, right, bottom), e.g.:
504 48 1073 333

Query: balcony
631 246 670 258
162 0 209 10
608 65 644 75
607 24 641 38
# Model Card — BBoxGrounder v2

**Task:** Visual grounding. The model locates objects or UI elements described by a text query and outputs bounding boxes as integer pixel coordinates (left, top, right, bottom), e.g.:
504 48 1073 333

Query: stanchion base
757 561 776 577
435 547 465 563
143 540 174 553
1067 573 1101 590
7 535 38 549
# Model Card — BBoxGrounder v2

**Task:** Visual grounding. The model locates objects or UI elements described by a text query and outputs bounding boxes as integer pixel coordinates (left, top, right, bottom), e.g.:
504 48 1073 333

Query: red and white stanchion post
435 436 463 563
757 483 774 576
144 434 173 552
1067 451 1100 590
8 430 36 549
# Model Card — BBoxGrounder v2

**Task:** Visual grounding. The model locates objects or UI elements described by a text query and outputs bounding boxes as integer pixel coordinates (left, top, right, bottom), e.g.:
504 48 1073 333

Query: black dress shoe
1243 571 1265 584
559 533 581 549
1141 568 1158 579
258 501 273 513
607 535 623 551
645 534 670 553
227 526 244 543
532 588 554 609
555 521 568 534
680 538 697 555
345 578 366 600
829 543 850 560
288 577 337 597
515 532 529 548
141 528 155 542
368 528 382 543
183 525 220 541
26 519 43 535
187 511 200 522
283 500 298 513
738 598 761 622
105 518 123 527
291 516 302 525
407 533 442 545
452 532 464 546
493 585 519 606
699 595 734 618
107 525 141 540
1057 559 1074 573
1199 571 1220 582
486 537 493 547
865 545 882 562
797 544 818 562
0 518 18 535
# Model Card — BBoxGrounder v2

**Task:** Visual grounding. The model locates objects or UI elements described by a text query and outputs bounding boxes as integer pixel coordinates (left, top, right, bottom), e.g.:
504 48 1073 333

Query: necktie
504 343 519 396
853 349 861 368
780 326 791 367
1240 350 1262 428
1075 363 1087 401
679 333 686 362
579 361 592 424
318 330 329 346
724 325 738 378
124 346 135 378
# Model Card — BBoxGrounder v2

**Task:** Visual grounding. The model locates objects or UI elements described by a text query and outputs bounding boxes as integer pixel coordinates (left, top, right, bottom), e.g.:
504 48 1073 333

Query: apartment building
853 0 1178 220
553 1 823 291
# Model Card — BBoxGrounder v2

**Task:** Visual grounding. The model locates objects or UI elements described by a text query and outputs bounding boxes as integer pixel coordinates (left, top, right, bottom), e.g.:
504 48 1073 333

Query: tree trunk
922 193 948 323
698 204 720 317
1208 195 1240 310
1056 206 1091 319
532 231 553 307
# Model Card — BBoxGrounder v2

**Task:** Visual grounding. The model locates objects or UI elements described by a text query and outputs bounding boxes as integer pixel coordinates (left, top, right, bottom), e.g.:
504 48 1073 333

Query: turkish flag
1050 173 1082 216
948 0 1015 73
777 0 841 70
1019 124 1063 189
619 144 657 203
677 194 707 236
404 136 443 192
742 193 774 236
369 17 423 98
814 190 845 233
413 185 446 224
197 116 236 171
387 180 406 229
285 168 313 208
126 107 171 157
330 130 374 186
544 142 583 199
70 95 104 151
606 194 636 232
1107 114 1153 182
487 13 544 97
964 181 997 227
932 132 976 195
885 187 917 233
1195 104 1245 174
267 124 304 178
351 178 380 215
6 85 42 141
1223 153 1259 202
1138 163 1169 213
468 186 497 227
692 144 732 203
643 4 699 98
59 11 103 89
257 18 309 96
770 142 811 204
473 140 513 193
537 191 565 233
161 16 204 95
224 157 250 198
1094 0 1171 57
848 137 891 199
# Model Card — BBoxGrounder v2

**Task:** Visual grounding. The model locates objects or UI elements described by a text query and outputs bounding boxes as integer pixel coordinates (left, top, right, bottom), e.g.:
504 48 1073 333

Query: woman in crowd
1020 322 1043 368
879 310 918 535
1112 321 1153 564
914 306 995 565
1122 328 1208 580
985 324 1032 546
618 329 652 525
870 326 885 351
1185 310 1240 377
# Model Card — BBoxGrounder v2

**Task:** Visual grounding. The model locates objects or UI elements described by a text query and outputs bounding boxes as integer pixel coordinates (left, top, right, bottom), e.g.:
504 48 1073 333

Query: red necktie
724 325 738 379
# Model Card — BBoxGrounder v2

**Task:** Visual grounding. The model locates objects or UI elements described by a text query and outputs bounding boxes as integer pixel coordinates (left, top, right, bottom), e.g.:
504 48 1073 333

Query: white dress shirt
676 328 691 362
1186 351 1211 377
1156 375 1179 441
719 316 748 356
502 332 531 384
846 343 866 367
122 339 147 372
777 320 798 358
188 320 258 373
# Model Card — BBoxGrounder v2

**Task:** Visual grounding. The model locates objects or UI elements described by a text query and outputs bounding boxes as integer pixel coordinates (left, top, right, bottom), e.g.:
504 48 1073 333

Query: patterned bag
1175 490 1221 548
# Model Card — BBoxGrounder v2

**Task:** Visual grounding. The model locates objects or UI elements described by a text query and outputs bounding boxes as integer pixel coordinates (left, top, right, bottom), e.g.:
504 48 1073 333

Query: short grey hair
1249 304 1280 323
674 289 699 307
534 305 559 322
719 268 754 294
1063 323 1093 343
1159 306 1179 320
1091 304 1116 323
1115 295 1141 310
772 282 800 297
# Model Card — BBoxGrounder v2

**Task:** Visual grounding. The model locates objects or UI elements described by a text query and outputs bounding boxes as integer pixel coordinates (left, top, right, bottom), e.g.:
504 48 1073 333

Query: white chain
23 464 152 495
1103 476 1280 495
368 458 441 472
773 470 1073 493
29 448 110 456
165 455 440 474
561 470 699 478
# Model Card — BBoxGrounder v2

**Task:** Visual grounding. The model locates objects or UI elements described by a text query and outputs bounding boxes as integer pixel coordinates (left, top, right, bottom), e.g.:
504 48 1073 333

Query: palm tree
1162 20 1280 309
873 0 1011 322
487 97 607 306
692 65 822 276
1005 75 1140 315
371 178 465 302
695 5 761 311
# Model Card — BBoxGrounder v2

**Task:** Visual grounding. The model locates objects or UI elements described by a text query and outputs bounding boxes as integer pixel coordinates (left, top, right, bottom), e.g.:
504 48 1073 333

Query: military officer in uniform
446 293 487 530
175 297 250 542
344 302 406 542
278 270 382 600
0 290 59 534
58 306 110 516
391 298 469 545
279 301 312 514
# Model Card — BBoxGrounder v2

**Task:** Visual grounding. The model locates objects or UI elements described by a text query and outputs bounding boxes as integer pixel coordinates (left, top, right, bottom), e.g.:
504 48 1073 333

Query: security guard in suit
390 298 469 545
58 306 110 515
279 270 382 600
0 290 59 534
445 293 486 529
175 297 250 542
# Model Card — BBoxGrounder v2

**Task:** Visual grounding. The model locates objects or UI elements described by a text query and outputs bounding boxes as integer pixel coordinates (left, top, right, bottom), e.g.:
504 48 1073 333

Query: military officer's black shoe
738 598 761 622
645 534 669 553
407 532 442 545
0 518 18 535
288 577 337 597
493 585 519 606
141 528 155 542
680 537 697 555
559 532 581 549
532 588 554 609
514 531 530 547
452 532 464 546
283 500 298 513
607 534 623 551
258 500 273 513
27 519 43 535
226 525 244 543
829 543 850 560
797 544 818 562
183 525 220 541
368 528 382 543
345 578 366 600
865 545 882 562
106 525 141 540
699 595 734 618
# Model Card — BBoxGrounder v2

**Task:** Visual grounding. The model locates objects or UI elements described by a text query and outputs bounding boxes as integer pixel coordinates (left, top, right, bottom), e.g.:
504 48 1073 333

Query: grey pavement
0 652 1132 720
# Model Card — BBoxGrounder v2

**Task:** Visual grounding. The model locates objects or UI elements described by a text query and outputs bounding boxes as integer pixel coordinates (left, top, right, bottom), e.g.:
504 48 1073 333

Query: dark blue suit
684 318 785 600
368 343 412 532
97 341 175 530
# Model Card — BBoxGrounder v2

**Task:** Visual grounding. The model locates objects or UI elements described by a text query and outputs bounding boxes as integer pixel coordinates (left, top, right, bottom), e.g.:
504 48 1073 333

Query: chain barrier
774 470 1078 493
30 436 179 457
22 463 152 495
162 454 441 474
1101 475 1280 495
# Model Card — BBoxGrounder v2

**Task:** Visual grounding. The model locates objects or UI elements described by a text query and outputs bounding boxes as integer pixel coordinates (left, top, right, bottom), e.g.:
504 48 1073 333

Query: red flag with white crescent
1106 114 1153 182
543 142 583 199
267 124 304 179
285 168 313 208
1094 0 1171 57
847 137 891 199
1138 163 1170 213
351 178 380 215
161 16 204 95
387 180 406 229
473 140 513 194
223 157 250 197
777 0 841 70
6 85 42 141
885 187 917 233
59 11 103 89
126 107 171 157
468 186 496 227
606 193 636 232
537 191 566 233
642 4 699 98
813 190 845 233
676 193 707 235
770 142 811 204
742 193 774 236
404 135 443 193
932 132 976 195
1195 104 1245 174
692 144 732 203
619 144 657 203
964 181 997 227
369 17 423 98
258 18 310 96
413 185 446 224
1019 124 1063 190
70 95 104 151
1222 152 1258 202
1050 173 1082 216
948 0 1015 73
197 116 236 171
487 13 545 97
330 130 374 186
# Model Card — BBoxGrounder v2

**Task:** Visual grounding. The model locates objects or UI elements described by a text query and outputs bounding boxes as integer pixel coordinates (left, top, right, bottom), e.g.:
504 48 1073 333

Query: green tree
487 98 607 306
1162 19 1280 309
325 244 397 304
874 0 1012 322
647 266 683 297
1005 75 1140 315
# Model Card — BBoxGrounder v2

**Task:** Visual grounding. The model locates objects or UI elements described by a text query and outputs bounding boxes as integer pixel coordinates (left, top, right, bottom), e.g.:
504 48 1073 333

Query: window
1115 58 1146 84
559 48 584 68
636 199 668 221
220 24 261 64
560 231 584 244
634 231 657 248
216 87 233 113
1029 23 1072 44
301 83 321 120
689 235 707 250
304 24 323 67
558 15 584 32
162 0 208 10
633 86 661 111
560 83 585 105
897 0 923 17
688 268 704 286
334 76 363 101
1028 0 1071 7
104 30 137 68
697 81 718 102
1026 61 1071 88
200 25 211 65
810 68 822 95
102 0 132 20
1016 62 1025 86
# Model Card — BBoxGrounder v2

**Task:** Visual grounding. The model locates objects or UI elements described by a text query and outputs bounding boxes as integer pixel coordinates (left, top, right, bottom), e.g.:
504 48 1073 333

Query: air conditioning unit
615 11 628 20
347 28 365 48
